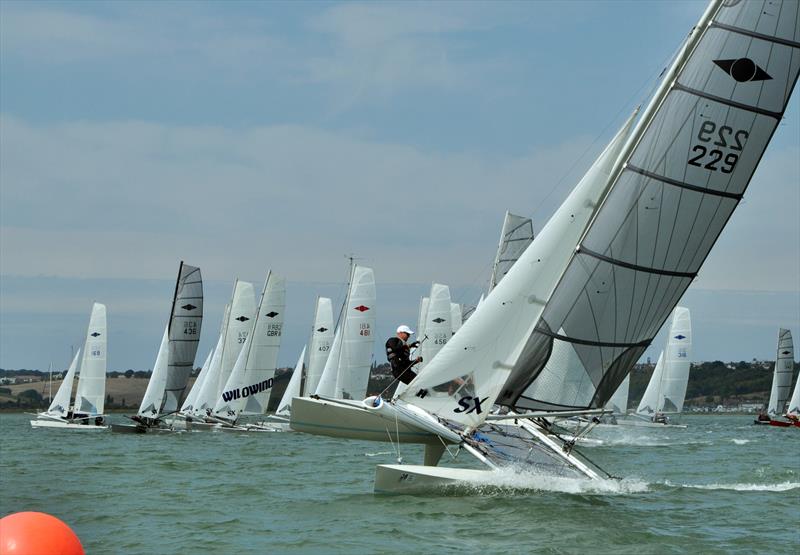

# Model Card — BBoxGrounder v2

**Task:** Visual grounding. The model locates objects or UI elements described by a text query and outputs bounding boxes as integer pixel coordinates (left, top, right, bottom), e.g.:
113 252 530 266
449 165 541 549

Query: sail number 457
687 120 747 174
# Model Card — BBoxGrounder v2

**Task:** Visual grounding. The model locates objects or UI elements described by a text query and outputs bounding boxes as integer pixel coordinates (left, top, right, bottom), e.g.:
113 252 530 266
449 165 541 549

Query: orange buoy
0 512 84 555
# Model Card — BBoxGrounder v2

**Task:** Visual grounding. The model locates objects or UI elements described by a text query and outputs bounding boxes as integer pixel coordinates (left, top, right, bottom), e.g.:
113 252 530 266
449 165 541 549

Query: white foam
730 439 751 445
674 481 800 492
460 467 650 495
364 451 393 457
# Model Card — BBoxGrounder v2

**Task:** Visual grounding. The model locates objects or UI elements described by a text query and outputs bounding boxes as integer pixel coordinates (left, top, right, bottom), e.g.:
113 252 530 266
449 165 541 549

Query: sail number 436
687 120 747 174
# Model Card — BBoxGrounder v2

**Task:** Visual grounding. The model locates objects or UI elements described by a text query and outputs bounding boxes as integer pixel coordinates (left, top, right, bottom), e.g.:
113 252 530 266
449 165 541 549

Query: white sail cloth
502 0 800 413
211 280 256 405
489 212 534 291
46 349 81 418
303 298 334 396
277 346 307 416
315 265 376 400
73 302 107 415
180 349 214 414
215 272 286 419
137 327 169 418
768 328 794 415
605 374 630 416
192 304 230 415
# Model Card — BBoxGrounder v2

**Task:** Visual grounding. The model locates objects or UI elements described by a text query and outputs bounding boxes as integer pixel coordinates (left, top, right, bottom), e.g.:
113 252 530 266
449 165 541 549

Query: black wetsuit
386 336 419 385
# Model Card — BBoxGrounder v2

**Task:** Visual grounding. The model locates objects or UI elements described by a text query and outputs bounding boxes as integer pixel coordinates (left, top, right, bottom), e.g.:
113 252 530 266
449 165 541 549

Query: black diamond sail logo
432 318 446 324
182 304 197 311
90 332 101 337
265 311 279 318
317 327 328 333
713 58 772 83
235 316 250 322
674 334 686 340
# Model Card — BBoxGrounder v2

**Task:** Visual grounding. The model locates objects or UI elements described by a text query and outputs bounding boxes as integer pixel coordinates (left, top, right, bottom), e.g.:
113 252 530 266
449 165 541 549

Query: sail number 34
687 120 747 174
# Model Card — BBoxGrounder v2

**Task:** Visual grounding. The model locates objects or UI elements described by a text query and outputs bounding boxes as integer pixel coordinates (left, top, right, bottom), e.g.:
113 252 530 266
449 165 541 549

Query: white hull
30 419 108 431
290 396 442 444
374 464 499 494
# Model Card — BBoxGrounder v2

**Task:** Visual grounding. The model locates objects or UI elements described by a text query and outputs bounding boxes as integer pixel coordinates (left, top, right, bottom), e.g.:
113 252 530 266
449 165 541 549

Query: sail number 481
687 120 747 174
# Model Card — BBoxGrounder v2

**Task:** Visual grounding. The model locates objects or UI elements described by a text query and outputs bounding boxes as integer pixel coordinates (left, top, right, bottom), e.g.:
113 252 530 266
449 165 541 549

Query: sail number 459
687 120 747 174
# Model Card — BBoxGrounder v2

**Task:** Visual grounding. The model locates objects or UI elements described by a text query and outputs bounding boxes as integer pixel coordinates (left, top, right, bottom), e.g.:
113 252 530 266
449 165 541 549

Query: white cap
396 325 414 335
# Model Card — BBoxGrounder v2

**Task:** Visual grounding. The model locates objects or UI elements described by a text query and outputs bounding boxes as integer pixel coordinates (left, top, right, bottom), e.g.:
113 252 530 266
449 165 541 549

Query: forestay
215 272 286 418
768 328 794 415
46 349 80 418
489 212 534 291
303 297 334 396
74 302 107 415
161 262 203 414
399 108 638 428
502 0 800 412
277 346 307 416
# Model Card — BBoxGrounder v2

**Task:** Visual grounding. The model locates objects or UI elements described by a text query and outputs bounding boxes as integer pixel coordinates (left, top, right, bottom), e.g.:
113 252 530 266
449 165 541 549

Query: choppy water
1 413 798 554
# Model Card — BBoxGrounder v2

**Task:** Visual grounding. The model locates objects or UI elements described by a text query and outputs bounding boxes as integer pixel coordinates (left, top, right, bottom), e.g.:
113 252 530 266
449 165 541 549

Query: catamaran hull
289 396 442 444
30 419 108 430
374 464 498 494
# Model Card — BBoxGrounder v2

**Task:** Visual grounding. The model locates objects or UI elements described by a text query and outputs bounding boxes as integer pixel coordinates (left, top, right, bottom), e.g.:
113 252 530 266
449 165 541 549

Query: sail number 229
687 120 747 174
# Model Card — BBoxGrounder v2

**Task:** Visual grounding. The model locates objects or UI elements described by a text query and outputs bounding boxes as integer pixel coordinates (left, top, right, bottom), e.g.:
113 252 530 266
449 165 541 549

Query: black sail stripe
534 324 652 349
672 83 782 119
576 246 698 278
710 21 800 50
626 164 744 200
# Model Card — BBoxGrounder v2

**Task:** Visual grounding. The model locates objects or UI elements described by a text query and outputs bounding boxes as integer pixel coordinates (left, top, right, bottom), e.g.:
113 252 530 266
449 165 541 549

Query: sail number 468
687 120 747 174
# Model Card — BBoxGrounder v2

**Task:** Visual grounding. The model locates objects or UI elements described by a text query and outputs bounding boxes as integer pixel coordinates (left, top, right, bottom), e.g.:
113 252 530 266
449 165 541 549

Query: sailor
386 325 422 385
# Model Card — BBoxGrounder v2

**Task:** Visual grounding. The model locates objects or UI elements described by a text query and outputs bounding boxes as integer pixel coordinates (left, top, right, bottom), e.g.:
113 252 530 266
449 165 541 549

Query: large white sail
215 272 286 418
606 374 630 415
180 348 214 414
499 0 800 413
334 265 377 400
46 349 80 418
416 297 430 343
210 280 257 404
192 304 229 415
137 327 169 418
73 302 107 415
658 307 692 413
489 211 534 291
303 297 334 396
787 356 800 417
276 346 307 416
768 328 794 415
162 262 204 414
399 109 638 428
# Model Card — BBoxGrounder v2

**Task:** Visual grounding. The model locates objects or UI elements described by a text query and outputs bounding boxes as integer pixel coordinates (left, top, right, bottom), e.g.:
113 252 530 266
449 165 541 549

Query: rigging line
529 39 683 227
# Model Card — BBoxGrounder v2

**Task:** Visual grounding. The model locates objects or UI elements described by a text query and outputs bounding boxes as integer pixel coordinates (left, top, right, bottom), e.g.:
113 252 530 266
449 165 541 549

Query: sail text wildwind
221 378 274 402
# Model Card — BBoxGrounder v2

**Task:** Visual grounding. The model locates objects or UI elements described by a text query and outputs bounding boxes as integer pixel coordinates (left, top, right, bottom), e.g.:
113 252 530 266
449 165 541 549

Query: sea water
1 413 798 554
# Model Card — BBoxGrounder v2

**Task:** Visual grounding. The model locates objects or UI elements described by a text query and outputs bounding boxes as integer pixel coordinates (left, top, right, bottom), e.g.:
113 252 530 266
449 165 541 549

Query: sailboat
31 303 108 430
785 360 800 427
313 264 376 400
292 0 800 492
112 262 203 433
209 272 286 431
755 328 797 427
489 211 534 292
274 346 307 420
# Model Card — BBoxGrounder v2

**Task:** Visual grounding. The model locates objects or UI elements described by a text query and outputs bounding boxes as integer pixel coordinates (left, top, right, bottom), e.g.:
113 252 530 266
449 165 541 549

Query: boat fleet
27 0 800 492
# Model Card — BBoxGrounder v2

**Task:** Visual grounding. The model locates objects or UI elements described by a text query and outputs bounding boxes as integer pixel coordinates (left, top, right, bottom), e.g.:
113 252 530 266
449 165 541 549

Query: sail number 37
687 120 747 174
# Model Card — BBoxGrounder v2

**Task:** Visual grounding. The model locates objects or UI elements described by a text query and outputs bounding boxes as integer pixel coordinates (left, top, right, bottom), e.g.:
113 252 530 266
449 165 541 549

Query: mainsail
315 265 376 399
768 328 794 415
73 302 107 415
787 355 800 417
303 297 334 396
209 280 256 405
501 0 800 413
162 262 203 413
46 349 81 418
214 272 286 419
192 304 230 415
489 211 534 291
276 346 307 416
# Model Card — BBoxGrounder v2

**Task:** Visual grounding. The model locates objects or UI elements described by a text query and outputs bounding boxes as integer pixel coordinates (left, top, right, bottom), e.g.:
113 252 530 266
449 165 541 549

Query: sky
1 0 798 372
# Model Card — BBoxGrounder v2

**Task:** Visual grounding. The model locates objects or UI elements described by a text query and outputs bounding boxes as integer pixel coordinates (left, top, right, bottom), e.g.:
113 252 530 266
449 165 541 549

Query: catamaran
111 262 203 433
31 303 108 430
755 328 797 427
292 0 800 492
785 360 800 426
